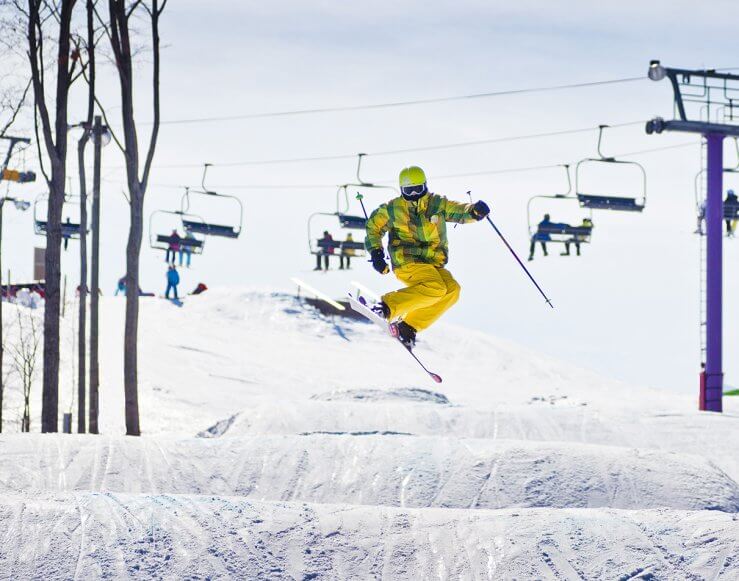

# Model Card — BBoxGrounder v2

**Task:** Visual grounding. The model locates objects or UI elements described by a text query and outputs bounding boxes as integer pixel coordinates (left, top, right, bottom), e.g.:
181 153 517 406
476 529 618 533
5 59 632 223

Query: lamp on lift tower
93 126 112 147
648 60 666 81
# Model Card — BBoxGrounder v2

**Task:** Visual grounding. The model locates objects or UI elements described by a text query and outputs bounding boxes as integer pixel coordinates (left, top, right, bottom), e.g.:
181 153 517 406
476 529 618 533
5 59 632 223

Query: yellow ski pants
382 263 461 331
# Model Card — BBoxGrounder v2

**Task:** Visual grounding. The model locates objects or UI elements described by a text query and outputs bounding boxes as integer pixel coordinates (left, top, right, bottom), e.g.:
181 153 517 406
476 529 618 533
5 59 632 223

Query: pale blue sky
3 0 739 393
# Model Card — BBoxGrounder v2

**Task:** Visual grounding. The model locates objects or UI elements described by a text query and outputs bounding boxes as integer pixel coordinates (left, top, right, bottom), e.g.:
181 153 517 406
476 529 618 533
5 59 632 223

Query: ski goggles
401 183 427 196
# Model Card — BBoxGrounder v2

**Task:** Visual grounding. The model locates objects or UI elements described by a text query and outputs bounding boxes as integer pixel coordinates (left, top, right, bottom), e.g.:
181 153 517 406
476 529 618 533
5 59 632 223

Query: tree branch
140 0 161 189
0 77 32 137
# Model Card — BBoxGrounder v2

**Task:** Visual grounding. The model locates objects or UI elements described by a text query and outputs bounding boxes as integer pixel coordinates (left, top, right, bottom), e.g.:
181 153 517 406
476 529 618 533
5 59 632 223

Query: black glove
370 248 389 274
471 200 490 221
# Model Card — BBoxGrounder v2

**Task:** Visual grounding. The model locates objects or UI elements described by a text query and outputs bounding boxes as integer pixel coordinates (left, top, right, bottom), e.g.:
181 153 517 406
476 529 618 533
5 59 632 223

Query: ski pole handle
356 192 369 220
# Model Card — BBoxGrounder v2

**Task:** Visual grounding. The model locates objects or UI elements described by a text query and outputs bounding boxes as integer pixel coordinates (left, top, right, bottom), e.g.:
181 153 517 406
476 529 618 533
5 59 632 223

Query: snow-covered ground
1 288 738 579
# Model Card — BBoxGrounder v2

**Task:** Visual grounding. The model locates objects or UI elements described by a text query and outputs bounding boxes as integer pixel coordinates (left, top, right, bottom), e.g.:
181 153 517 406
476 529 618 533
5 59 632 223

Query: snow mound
311 387 450 404
1 492 737 580
2 434 736 512
197 399 739 480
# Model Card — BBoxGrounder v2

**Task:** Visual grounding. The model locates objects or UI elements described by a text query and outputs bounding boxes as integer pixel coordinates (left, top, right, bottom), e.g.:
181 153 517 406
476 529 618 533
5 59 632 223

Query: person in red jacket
166 230 181 263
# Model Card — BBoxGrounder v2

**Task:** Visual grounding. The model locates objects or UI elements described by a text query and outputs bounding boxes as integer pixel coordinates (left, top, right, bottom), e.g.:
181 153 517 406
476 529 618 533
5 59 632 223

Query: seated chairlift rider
529 214 553 261
561 218 594 257
724 189 739 237
315 231 335 271
340 232 356 270
166 229 181 263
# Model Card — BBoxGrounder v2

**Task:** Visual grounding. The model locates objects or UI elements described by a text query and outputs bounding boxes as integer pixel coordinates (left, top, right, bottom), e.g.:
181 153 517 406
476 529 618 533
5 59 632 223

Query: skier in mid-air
365 165 489 349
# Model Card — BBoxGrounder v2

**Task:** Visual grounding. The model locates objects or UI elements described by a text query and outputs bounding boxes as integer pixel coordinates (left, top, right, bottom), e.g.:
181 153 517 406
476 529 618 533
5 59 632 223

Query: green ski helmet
399 166 428 200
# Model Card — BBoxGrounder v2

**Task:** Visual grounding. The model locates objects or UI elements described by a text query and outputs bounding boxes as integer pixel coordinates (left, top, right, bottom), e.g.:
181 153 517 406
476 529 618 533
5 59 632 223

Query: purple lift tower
646 61 739 412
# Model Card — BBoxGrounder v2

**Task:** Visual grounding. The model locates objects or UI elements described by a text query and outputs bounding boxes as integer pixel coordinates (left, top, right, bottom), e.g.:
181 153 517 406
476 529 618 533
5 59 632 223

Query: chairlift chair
180 166 244 239
306 154 397 266
527 165 594 246
575 125 647 212
308 212 367 257
333 153 398 229
33 193 87 240
148 208 206 254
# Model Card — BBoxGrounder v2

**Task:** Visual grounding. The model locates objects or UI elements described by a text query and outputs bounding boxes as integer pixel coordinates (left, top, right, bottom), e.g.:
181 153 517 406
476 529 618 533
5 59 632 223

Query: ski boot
370 301 390 320
391 321 417 350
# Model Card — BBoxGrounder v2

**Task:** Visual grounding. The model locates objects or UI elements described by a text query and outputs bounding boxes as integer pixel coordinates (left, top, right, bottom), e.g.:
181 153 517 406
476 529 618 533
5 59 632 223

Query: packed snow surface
1 288 738 579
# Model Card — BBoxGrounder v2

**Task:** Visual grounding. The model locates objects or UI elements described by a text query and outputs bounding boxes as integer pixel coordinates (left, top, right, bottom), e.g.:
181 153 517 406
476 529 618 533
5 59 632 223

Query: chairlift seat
61 223 82 237
183 220 239 238
317 239 342 252
338 214 367 229
35 220 83 237
341 241 367 252
156 235 204 249
538 225 593 237
577 194 644 212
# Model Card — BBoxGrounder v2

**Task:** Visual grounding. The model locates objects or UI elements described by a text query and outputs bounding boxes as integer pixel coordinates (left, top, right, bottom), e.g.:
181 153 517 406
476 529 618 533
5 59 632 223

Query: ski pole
485 215 554 308
356 192 379 268
356 192 369 219
467 191 553 309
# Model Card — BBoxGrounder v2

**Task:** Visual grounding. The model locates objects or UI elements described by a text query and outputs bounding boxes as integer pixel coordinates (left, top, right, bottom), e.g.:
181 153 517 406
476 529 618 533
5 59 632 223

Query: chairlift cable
137 121 646 170
101 140 697 192
153 76 645 126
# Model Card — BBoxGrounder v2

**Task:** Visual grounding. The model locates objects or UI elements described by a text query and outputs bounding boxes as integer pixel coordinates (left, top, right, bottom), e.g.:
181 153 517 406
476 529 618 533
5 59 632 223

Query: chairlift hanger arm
307 211 340 254
562 163 572 196
524 165 581 237
0 136 31 173
201 163 215 194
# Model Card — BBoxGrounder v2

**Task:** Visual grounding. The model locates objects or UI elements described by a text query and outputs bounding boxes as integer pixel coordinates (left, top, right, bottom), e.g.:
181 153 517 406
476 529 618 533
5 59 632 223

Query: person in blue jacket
165 264 180 299
529 214 553 261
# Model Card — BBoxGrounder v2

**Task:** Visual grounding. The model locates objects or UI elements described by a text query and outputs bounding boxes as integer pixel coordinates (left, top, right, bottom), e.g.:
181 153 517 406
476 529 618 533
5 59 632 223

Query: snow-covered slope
1 288 738 579
3 433 737 511
2 493 737 580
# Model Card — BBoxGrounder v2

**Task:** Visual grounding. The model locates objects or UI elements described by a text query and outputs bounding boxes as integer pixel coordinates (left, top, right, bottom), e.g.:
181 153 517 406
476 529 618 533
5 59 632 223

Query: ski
347 292 442 383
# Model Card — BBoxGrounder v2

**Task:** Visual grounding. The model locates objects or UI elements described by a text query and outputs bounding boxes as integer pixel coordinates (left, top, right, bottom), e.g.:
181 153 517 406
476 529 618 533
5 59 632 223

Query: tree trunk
110 0 165 437
77 135 89 433
41 168 65 433
28 0 77 434
123 186 142 436
89 117 102 434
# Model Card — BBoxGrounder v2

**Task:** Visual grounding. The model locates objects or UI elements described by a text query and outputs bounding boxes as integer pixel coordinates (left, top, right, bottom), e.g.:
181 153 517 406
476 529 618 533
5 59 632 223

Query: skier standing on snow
165 264 180 300
365 165 489 349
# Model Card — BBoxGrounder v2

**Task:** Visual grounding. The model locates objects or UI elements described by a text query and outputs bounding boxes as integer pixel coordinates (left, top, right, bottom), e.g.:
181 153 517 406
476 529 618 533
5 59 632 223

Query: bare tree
105 0 166 435
0 4 32 434
23 0 80 432
10 306 41 432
